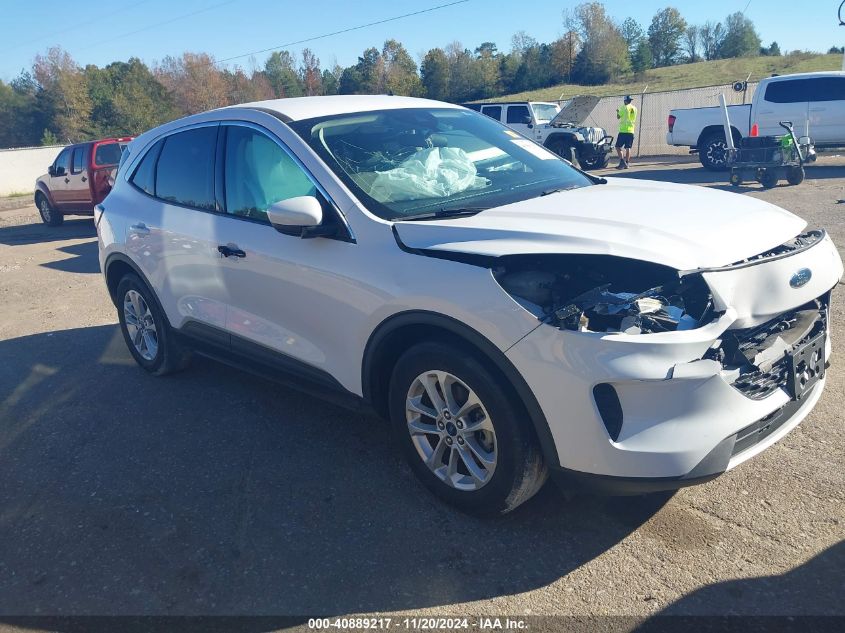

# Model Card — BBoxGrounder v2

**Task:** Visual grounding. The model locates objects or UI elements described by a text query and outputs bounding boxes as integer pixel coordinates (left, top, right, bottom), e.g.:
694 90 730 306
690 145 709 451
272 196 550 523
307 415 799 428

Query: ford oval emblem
790 268 812 288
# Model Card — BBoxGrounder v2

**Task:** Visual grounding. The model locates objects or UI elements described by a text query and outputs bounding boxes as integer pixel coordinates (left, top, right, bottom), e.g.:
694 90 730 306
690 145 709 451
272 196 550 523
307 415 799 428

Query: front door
65 145 93 209
806 76 845 144
49 148 72 207
217 122 358 382
504 104 534 138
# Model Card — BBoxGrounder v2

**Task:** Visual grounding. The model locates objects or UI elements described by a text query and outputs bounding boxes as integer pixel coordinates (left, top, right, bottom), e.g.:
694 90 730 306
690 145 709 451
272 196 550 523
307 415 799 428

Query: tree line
0 2 800 148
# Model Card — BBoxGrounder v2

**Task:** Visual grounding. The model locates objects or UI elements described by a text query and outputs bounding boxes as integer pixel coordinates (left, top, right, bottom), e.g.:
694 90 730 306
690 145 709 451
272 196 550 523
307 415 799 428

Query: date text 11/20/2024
308 617 528 630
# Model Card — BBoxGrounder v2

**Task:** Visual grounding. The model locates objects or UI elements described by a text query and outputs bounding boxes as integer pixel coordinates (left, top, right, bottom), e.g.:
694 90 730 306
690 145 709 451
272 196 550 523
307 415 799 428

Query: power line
74 0 238 53
0 0 155 55
214 0 471 65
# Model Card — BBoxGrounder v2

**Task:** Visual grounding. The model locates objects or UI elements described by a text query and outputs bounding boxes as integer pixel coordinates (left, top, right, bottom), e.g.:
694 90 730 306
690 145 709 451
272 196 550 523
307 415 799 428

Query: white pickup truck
667 71 845 170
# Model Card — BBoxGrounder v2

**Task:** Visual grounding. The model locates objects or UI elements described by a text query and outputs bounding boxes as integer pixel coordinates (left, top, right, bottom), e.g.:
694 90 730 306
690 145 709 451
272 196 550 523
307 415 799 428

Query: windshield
290 108 591 220
531 103 560 122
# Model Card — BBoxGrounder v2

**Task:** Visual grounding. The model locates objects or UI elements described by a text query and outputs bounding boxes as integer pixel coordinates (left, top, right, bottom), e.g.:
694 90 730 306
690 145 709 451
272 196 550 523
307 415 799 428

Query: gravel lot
0 157 843 621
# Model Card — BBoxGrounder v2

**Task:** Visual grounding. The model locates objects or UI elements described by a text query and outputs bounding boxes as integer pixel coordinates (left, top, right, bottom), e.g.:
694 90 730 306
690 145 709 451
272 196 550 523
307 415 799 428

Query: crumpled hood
393 178 807 271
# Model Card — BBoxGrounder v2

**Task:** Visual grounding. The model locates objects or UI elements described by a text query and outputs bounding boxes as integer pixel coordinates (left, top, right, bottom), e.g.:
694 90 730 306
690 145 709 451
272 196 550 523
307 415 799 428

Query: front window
290 108 592 221
531 103 560 122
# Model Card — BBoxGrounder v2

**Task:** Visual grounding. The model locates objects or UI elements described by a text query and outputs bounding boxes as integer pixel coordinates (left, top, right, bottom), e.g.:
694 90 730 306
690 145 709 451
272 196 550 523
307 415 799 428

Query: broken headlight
494 255 713 335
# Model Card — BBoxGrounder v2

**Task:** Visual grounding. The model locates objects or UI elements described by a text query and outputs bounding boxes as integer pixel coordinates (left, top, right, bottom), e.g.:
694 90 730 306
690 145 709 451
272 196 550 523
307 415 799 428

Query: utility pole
840 1 845 70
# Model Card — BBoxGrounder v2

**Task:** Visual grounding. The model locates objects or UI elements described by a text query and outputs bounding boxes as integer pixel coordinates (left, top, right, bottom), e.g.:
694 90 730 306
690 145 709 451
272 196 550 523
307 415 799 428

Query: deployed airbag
366 147 489 202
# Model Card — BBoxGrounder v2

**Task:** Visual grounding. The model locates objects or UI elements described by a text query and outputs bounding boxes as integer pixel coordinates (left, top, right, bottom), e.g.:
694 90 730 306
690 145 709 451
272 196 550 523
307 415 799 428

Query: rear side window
130 139 163 196
154 126 217 210
71 147 86 174
481 105 502 121
94 142 123 166
806 77 845 102
764 80 812 104
506 105 531 124
223 125 316 222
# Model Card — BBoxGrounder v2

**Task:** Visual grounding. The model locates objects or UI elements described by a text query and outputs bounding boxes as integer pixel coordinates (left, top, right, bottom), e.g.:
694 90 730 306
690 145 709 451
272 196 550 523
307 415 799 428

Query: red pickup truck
34 137 133 226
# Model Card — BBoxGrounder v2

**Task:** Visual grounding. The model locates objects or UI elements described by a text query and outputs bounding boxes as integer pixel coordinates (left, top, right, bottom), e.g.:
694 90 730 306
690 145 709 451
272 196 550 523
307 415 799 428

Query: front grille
706 296 828 401
730 387 812 457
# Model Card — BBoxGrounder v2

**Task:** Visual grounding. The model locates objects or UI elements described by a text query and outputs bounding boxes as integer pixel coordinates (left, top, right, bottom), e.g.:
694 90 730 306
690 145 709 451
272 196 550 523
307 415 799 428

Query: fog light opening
594 383 623 441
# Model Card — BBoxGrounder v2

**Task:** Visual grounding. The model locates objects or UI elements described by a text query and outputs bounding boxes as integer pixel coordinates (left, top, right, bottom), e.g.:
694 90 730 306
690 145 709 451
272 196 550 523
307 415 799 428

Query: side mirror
54 166 66 177
522 116 533 125
48 166 56 177
266 196 323 235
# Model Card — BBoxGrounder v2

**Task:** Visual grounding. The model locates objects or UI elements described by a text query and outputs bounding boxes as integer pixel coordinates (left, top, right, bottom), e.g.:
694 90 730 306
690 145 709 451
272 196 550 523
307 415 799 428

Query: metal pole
635 85 647 158
719 93 736 151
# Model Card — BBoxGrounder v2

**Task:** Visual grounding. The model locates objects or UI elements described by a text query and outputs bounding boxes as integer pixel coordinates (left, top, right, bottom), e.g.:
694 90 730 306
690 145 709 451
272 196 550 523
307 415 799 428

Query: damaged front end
494 254 715 335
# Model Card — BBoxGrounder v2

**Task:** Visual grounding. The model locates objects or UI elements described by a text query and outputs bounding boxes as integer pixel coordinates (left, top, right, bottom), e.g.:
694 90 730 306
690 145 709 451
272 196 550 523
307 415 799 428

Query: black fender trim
361 310 560 468
103 253 158 307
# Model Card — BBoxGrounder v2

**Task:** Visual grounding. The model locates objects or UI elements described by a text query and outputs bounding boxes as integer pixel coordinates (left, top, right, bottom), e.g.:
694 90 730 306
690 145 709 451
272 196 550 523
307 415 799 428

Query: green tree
421 48 450 100
631 40 653 74
264 51 304 97
568 2 630 85
647 7 687 67
700 21 724 61
300 48 322 96
550 31 580 84
682 26 701 62
719 12 761 58
381 39 422 96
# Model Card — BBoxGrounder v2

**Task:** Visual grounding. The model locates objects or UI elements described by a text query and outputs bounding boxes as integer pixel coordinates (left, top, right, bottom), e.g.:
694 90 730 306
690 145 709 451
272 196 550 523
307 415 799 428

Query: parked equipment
728 121 815 189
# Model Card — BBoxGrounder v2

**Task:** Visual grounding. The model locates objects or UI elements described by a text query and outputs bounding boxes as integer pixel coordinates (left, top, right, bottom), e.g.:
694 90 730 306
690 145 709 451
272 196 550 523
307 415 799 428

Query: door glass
481 106 502 120
54 149 71 174
224 125 317 222
806 77 845 102
130 139 163 196
155 126 217 210
764 80 811 104
506 105 531 124
94 142 124 166
71 148 85 174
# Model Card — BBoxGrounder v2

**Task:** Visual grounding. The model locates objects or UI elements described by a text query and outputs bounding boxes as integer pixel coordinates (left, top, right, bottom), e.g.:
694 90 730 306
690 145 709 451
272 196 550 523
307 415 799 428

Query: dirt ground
0 157 843 622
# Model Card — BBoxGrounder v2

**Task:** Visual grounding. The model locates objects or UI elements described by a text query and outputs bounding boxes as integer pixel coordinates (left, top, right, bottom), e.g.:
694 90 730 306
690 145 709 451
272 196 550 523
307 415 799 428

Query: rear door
755 79 809 138
124 124 232 336
504 104 534 138
805 76 845 144
66 144 92 209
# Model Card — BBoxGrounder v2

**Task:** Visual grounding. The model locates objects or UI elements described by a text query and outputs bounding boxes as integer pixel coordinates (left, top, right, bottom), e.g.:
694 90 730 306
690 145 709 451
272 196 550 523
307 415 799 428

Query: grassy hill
492 53 843 101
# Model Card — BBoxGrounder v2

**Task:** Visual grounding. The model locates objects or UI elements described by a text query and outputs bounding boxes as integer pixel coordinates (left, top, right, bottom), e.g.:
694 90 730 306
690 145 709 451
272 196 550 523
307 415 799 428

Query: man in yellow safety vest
615 95 637 169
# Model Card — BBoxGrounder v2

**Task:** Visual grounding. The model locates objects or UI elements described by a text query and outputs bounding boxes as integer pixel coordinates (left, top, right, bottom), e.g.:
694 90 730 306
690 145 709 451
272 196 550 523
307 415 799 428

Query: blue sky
1 0 843 82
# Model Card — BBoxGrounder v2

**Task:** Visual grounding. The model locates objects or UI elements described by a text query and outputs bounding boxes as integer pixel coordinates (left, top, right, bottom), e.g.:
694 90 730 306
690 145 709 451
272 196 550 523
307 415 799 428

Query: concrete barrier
0 145 67 197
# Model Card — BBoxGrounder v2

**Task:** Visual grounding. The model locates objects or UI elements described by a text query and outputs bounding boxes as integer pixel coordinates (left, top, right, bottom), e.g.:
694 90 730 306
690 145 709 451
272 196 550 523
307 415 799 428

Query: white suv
98 95 842 515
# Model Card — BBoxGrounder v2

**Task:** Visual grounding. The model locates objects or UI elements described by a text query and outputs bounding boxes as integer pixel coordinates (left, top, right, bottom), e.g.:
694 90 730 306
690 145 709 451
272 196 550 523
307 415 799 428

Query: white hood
393 179 807 271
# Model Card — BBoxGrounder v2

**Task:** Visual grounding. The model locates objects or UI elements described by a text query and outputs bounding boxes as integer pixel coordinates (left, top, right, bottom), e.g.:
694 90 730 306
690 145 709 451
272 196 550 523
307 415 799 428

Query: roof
234 95 462 121
463 101 558 107
761 71 845 81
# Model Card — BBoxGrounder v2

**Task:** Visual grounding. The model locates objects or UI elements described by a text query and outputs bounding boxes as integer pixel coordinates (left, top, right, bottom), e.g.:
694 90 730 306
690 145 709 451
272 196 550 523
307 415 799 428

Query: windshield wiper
398 207 488 222
540 186 579 196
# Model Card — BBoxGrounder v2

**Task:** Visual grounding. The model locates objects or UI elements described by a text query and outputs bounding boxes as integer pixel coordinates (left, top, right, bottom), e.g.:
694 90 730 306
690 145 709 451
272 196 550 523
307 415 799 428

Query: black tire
579 153 610 170
36 192 63 227
547 140 577 165
786 166 805 186
729 172 742 187
388 341 548 516
760 170 779 189
699 132 731 171
116 273 191 376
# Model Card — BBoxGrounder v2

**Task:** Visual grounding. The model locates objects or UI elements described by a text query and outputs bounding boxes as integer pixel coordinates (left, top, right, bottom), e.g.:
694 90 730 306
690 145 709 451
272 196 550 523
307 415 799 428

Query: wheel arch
34 183 57 209
696 124 742 149
362 311 560 468
543 132 580 149
104 253 159 309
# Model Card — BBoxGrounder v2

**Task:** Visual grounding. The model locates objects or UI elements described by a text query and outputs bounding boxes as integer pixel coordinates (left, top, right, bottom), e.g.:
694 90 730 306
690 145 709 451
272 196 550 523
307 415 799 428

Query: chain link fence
558 81 759 158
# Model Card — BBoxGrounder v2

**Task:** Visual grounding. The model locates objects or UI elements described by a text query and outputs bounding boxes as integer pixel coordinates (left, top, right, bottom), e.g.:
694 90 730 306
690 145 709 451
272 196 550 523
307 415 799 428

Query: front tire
36 193 63 226
580 153 610 170
388 341 547 515
760 170 779 189
786 166 805 186
699 132 731 171
116 273 191 375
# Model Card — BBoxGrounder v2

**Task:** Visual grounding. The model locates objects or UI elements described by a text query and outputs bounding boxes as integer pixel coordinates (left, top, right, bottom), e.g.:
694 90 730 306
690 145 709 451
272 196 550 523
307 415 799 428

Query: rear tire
388 341 548 516
36 193 63 226
116 273 191 376
699 132 730 171
786 166 805 186
729 172 742 187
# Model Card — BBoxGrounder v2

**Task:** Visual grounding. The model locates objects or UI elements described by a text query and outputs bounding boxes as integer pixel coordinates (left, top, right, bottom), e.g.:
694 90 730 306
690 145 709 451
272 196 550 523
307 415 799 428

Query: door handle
81 176 87 182
64 178 70 183
218 244 246 258
129 223 150 235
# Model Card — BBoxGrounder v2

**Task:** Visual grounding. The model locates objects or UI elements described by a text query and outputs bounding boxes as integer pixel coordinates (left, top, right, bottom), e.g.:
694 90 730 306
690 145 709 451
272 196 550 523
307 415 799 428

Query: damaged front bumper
504 231 843 492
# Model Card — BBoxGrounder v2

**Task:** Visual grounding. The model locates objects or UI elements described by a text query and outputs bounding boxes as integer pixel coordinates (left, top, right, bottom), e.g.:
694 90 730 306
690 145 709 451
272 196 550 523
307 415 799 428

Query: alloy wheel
38 198 51 223
123 289 158 361
405 370 497 491
705 140 728 166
